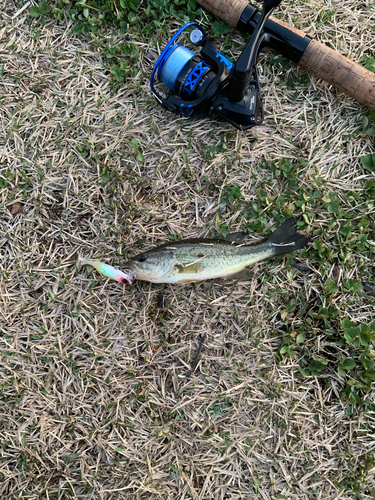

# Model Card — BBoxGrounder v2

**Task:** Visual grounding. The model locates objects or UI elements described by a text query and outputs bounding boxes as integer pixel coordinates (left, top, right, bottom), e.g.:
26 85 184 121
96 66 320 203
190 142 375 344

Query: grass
1 0 375 498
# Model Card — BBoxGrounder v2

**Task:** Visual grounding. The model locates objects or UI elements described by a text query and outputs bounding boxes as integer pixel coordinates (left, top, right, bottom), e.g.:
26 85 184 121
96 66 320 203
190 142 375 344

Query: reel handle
196 0 375 110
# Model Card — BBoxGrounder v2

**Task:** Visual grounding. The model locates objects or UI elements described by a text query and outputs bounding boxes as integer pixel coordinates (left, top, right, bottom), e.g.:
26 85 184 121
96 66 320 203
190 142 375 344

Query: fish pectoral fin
177 262 204 274
226 268 254 281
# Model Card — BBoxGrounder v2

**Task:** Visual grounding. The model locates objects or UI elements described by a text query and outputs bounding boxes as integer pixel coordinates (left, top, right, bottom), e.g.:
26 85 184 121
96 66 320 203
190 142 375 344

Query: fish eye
138 254 147 262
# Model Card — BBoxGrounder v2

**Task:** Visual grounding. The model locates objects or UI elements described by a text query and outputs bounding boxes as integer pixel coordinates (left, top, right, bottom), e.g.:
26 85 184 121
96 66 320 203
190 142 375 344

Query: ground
1 0 375 499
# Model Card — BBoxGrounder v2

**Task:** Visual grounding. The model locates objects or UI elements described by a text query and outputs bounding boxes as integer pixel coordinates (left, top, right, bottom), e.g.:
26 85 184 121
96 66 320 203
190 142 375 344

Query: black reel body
150 23 262 130
150 1 283 130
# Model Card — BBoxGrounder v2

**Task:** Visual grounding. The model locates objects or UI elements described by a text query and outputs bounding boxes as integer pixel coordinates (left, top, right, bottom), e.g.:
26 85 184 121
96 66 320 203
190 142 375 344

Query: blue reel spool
150 22 211 102
158 44 212 98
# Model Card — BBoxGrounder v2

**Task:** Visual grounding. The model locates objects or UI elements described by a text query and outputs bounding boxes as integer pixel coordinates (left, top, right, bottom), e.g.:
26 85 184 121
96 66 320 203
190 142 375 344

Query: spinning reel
150 0 283 130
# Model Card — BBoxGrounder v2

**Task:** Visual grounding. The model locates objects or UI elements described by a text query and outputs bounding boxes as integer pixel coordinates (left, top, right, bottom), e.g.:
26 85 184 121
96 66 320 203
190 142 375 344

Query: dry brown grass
1 0 375 499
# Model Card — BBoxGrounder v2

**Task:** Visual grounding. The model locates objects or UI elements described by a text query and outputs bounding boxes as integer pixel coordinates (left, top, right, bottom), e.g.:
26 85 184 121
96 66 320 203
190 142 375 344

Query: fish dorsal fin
224 231 248 243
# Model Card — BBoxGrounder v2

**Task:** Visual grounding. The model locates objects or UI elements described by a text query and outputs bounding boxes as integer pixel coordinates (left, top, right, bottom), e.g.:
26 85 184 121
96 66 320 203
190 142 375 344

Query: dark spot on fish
197 254 205 258
138 254 147 262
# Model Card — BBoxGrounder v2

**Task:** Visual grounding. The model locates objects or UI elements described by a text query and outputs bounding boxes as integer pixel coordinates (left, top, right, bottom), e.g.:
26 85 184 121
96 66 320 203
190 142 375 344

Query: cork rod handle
196 0 248 27
196 0 375 110
299 41 375 110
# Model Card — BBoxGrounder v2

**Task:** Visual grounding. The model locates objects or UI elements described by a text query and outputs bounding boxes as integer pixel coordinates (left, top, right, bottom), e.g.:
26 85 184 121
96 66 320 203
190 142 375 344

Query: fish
79 257 135 284
124 217 308 284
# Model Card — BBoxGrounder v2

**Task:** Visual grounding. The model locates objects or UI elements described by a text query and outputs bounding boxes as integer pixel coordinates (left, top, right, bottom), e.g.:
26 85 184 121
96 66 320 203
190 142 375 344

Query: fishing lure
79 257 134 285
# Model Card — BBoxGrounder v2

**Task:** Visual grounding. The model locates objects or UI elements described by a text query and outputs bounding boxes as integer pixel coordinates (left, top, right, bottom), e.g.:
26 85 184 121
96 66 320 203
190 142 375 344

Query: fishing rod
150 0 375 130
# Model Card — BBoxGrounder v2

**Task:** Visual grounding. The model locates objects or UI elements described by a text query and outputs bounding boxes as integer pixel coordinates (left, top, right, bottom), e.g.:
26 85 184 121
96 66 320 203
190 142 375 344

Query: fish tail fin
268 217 308 256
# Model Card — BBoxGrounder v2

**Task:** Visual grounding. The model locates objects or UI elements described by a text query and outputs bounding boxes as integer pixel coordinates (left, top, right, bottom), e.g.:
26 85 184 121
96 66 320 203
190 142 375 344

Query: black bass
122 217 308 284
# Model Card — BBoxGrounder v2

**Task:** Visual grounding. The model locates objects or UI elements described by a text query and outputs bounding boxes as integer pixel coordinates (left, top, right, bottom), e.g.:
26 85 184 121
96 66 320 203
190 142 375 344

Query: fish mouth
126 264 173 283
